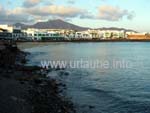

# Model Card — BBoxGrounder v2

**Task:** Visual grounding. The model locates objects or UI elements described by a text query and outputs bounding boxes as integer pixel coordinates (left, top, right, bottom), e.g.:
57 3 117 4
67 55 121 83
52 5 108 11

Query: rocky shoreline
0 40 75 113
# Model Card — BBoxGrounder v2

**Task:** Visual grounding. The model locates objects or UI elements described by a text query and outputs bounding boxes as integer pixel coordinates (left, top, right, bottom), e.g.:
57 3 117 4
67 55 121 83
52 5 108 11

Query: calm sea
19 42 150 113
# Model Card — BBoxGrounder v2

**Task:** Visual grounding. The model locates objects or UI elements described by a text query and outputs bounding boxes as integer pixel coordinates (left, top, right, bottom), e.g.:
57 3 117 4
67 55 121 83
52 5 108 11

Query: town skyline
0 0 149 32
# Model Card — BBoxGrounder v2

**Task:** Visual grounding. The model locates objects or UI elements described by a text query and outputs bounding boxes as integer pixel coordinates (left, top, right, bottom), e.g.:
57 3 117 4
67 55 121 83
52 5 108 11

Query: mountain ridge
14 19 137 32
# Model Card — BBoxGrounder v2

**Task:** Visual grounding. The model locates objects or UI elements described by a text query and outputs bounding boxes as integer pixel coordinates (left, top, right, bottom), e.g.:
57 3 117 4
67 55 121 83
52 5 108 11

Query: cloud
67 0 75 4
25 5 87 18
1 1 135 24
0 4 92 24
0 5 33 24
24 5 94 20
79 13 94 19
7 1 12 5
23 0 42 8
98 5 135 21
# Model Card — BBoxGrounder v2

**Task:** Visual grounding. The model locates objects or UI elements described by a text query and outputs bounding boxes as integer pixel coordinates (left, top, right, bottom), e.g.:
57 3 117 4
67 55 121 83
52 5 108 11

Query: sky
0 0 149 32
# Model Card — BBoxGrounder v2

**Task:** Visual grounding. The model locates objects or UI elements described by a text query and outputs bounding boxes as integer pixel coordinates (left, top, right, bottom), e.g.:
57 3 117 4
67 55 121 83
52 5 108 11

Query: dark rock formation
0 40 75 113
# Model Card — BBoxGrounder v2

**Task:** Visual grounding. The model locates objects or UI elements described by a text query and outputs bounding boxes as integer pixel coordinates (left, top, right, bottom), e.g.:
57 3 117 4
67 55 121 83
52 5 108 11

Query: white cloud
98 5 135 21
0 4 91 24
0 2 135 24
0 5 33 24
25 5 87 18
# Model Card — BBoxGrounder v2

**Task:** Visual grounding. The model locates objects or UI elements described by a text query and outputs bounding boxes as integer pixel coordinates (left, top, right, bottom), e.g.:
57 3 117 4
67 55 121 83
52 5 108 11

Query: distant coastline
16 39 150 43
1 20 150 42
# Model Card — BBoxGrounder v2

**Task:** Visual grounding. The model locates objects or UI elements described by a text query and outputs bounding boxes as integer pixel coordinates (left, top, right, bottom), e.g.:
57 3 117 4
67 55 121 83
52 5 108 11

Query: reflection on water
19 42 150 113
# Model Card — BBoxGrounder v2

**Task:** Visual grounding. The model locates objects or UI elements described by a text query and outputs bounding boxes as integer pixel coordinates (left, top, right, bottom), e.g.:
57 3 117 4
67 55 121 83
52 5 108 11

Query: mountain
14 19 89 31
14 19 136 32
14 23 28 29
96 27 137 32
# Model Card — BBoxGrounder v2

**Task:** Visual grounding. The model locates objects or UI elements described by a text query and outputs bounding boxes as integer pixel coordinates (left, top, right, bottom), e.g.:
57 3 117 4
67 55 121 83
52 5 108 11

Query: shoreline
0 41 75 113
16 39 150 43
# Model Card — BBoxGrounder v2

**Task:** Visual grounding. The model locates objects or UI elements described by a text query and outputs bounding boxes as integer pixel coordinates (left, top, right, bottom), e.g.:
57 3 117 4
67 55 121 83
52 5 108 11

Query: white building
0 25 13 33
0 24 24 40
23 28 66 41
23 28 38 40
99 30 125 39
74 31 92 39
